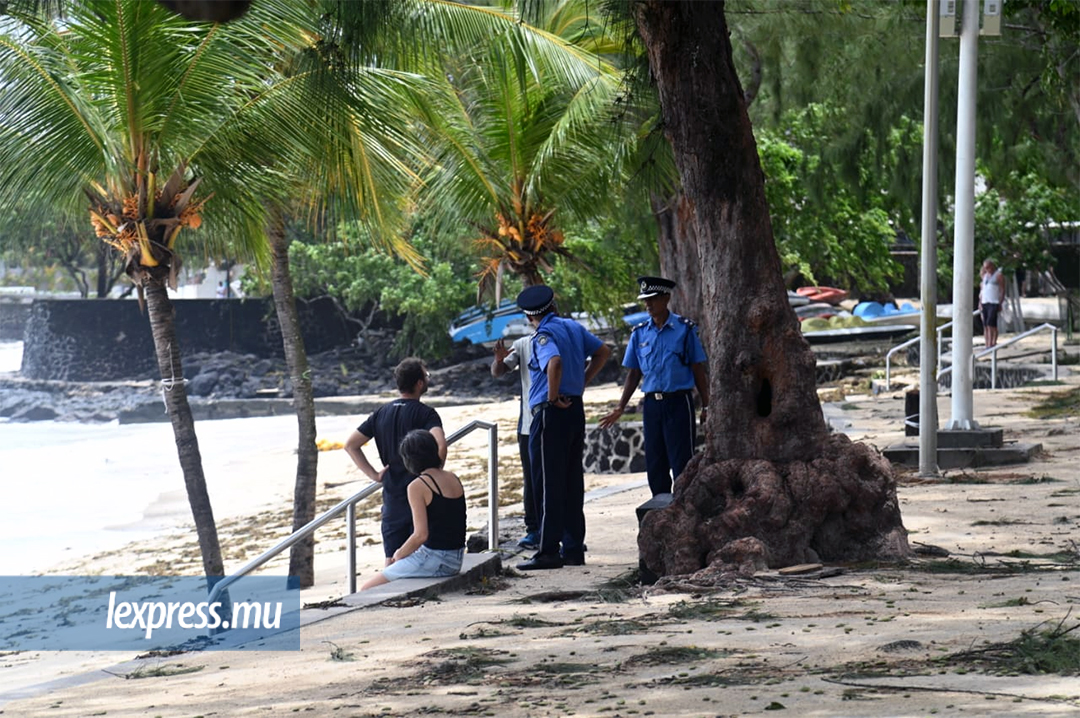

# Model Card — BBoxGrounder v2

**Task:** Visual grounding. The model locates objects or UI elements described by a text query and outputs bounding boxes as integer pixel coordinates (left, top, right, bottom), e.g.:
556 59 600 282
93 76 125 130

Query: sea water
0 341 357 575
0 418 182 574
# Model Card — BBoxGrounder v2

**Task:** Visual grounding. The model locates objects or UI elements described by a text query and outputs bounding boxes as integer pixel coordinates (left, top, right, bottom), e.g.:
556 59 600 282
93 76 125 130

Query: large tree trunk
267 206 320 589
144 282 225 584
634 1 909 581
651 191 705 336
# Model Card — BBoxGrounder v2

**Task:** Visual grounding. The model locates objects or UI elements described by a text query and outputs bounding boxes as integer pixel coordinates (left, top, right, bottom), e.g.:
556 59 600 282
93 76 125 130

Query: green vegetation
947 621 1080 676
422 646 513 684
567 618 652 636
123 663 204 679
1025 387 1080 420
622 645 729 667
582 576 640 604
667 598 745 621
502 615 566 629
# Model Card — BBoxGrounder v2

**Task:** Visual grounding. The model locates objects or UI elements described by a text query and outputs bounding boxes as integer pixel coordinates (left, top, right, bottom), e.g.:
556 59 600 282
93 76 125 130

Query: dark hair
394 357 427 392
399 429 441 475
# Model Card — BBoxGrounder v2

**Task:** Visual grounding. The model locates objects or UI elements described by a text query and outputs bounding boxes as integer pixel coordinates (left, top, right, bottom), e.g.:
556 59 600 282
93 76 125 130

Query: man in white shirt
491 335 539 549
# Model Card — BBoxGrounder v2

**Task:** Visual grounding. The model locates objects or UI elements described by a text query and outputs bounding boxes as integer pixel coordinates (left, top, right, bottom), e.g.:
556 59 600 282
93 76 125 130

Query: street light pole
945 0 980 430
918 0 941 475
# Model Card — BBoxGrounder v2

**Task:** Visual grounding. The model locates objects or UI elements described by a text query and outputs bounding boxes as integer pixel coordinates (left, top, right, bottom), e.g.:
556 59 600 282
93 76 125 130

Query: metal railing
207 419 498 606
883 310 979 387
936 322 1059 389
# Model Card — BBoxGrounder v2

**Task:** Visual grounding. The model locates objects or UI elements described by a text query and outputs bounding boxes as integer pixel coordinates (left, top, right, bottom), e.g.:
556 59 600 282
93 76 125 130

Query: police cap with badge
637 276 676 299
517 285 556 315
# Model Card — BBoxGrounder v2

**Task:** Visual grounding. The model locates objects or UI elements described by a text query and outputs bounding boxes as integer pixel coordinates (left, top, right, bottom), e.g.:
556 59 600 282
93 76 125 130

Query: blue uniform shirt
622 311 707 393
527 314 604 408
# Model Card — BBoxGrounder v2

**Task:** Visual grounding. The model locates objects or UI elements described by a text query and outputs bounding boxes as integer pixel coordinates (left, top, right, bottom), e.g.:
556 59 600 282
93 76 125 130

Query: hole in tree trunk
756 377 773 417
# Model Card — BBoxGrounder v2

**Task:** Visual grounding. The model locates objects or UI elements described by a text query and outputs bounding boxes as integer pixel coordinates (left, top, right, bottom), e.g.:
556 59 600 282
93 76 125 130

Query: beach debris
323 641 357 662
304 598 347 610
778 563 823 575
913 542 951 557
878 639 924 653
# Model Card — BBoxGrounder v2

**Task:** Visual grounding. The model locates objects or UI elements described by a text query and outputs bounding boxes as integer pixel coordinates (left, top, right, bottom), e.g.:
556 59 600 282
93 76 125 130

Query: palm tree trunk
144 281 225 582
95 242 110 299
267 205 319 589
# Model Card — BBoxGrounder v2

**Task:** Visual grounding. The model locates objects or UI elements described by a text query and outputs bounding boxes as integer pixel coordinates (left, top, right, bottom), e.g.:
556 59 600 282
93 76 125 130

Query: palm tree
1 0 638 590
413 0 635 300
0 0 333 584
264 0 632 586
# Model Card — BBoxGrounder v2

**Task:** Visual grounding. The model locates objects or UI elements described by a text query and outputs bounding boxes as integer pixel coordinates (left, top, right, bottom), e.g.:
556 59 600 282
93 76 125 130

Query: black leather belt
645 389 691 401
531 395 582 415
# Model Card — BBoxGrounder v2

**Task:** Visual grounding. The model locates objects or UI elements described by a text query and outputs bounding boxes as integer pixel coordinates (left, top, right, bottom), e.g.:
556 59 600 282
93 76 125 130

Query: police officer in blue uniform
600 277 709 496
516 285 611 571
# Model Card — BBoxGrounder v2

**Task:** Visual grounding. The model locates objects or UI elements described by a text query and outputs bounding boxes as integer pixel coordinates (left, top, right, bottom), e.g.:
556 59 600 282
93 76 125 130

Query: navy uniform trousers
528 397 586 560
643 391 696 496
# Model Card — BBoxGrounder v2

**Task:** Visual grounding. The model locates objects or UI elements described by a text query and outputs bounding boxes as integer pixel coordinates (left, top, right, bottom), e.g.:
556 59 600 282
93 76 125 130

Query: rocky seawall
1 338 628 424
0 342 526 423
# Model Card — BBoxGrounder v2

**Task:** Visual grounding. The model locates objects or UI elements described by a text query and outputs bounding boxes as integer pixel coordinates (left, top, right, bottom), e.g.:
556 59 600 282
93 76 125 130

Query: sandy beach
1 360 1078 715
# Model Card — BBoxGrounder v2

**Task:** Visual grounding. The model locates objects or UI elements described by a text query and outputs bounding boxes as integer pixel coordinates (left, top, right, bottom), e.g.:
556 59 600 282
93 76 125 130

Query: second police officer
515 285 610 570
600 277 709 496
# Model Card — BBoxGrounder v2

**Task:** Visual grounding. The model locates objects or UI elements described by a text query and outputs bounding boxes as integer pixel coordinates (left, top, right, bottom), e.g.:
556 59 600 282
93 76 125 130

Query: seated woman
360 429 466 590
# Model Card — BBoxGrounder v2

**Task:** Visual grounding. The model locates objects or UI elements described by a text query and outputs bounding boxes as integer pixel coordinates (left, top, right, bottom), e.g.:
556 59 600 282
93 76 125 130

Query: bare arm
344 430 385 483
392 480 431 562
583 343 611 386
599 368 642 429
546 355 563 404
430 426 448 467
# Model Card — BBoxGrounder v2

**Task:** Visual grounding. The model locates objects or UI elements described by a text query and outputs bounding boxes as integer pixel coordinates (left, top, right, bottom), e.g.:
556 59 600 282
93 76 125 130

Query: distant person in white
491 335 539 549
979 259 1006 348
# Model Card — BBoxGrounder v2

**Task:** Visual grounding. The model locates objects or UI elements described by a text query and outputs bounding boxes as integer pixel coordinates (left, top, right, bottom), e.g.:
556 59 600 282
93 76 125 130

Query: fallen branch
821 677 1078 706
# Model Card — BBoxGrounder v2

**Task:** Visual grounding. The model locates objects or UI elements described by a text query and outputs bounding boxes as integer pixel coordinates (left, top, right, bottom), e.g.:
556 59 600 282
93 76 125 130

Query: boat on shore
795 286 849 305
803 324 916 344
450 302 645 344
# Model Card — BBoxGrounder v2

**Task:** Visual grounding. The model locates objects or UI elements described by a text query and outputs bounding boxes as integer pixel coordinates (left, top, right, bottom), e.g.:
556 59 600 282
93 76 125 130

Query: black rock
189 372 218 397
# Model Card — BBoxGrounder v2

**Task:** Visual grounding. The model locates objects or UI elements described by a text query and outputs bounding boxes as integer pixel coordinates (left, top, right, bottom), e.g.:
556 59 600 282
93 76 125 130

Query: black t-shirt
357 399 443 490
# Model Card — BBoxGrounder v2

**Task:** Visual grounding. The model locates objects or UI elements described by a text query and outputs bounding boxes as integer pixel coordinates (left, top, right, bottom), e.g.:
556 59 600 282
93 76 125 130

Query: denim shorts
382 545 464 581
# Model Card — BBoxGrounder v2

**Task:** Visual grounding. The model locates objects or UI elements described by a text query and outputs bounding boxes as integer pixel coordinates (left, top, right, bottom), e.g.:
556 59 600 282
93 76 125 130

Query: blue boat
449 300 664 345
448 300 527 344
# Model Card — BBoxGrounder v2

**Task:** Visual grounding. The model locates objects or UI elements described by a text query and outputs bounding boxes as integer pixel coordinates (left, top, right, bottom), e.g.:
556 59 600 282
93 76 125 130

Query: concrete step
296 552 502 630
936 428 1003 448
882 442 1042 470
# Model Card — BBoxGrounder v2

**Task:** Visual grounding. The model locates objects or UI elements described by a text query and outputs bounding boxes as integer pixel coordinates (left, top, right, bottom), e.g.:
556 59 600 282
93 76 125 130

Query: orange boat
795 286 849 305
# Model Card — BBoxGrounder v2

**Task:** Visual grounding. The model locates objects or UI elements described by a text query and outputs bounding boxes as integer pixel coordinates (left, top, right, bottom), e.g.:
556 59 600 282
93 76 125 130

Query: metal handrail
207 419 498 606
936 323 1059 388
883 310 978 387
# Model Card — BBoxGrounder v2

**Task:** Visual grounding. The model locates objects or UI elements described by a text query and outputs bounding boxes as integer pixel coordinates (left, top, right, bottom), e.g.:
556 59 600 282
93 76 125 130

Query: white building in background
169 263 246 299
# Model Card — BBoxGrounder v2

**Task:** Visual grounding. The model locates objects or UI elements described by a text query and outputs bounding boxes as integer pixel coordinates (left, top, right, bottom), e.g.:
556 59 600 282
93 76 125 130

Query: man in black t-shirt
345 358 447 563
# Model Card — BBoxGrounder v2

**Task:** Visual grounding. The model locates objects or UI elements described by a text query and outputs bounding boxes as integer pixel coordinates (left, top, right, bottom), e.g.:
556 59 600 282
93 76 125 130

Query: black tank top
418 473 466 551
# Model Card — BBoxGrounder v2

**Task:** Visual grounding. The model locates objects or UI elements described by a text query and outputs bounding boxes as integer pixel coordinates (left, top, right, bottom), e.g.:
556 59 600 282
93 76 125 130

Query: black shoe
517 554 564 571
561 552 586 566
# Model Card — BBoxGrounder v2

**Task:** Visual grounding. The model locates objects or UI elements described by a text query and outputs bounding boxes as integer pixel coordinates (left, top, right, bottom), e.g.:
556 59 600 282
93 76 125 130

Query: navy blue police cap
637 276 676 300
516 285 556 315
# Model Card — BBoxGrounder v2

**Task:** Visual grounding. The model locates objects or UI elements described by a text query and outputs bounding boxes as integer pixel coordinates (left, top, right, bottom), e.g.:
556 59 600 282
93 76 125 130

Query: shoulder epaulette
678 316 697 328
632 320 649 331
